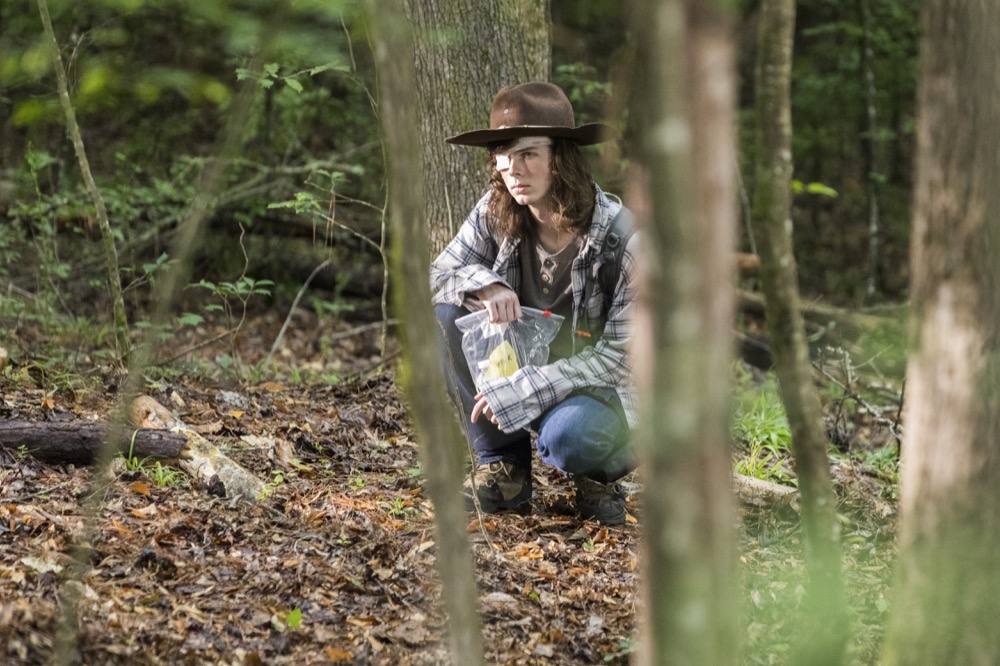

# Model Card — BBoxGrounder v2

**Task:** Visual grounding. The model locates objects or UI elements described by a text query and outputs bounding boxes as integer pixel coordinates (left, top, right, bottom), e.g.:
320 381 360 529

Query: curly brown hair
484 138 596 242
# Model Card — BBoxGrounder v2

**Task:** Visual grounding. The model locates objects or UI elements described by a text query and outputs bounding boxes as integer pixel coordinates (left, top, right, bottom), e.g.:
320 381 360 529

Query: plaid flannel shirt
430 186 639 433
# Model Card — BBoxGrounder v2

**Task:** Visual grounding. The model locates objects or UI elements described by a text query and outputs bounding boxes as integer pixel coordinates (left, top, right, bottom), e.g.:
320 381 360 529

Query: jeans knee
537 428 610 476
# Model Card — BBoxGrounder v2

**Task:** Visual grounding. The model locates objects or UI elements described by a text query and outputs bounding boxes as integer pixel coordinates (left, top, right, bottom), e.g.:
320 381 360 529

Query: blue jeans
434 303 634 483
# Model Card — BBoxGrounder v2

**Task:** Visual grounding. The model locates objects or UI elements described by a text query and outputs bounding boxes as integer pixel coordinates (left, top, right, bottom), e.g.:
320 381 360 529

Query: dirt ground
0 310 897 665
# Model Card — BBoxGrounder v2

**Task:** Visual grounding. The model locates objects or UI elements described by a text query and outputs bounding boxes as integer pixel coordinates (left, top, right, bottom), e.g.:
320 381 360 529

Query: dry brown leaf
324 647 353 663
111 520 133 536
130 505 158 519
129 481 151 497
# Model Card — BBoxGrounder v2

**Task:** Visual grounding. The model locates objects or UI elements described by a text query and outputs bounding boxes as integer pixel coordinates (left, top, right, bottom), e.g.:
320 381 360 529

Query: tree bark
882 1 1000 662
751 0 847 662
400 0 550 255
0 422 186 466
369 4 484 665
629 1 739 664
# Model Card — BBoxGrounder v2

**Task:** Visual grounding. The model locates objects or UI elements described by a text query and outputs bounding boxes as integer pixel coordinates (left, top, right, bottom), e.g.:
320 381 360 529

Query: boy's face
495 137 554 208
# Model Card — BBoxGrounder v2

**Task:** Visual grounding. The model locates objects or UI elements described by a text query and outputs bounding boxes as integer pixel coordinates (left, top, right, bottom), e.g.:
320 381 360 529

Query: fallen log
128 396 267 500
733 473 798 508
738 289 907 343
1 397 267 501
0 421 186 466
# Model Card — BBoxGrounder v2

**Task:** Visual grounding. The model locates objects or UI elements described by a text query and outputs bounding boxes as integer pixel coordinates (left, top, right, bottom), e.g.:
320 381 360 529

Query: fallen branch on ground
1 396 266 500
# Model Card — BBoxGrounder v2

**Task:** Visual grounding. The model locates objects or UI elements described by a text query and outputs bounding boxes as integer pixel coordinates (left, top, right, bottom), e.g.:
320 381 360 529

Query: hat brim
445 123 613 147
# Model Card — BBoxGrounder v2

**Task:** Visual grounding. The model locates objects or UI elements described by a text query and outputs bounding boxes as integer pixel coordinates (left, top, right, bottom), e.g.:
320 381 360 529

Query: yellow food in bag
482 340 519 380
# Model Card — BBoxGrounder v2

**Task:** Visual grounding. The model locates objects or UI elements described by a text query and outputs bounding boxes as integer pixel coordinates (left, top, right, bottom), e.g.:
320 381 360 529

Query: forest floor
0 307 899 665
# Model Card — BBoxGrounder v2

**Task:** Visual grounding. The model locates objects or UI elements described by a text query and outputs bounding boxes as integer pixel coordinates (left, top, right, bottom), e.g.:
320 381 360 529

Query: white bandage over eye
494 136 552 171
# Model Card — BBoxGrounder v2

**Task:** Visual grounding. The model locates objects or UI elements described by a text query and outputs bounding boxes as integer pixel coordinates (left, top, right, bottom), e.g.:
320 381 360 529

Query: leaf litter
0 312 897 664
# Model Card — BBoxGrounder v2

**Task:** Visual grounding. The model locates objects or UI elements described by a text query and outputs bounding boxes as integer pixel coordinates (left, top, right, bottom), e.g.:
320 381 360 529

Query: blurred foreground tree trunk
401 0 550 254
369 3 484 665
629 0 739 663
751 0 847 662
882 1 1000 662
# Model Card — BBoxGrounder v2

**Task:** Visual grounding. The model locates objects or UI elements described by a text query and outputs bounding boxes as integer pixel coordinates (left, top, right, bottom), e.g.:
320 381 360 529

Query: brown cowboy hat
445 82 613 147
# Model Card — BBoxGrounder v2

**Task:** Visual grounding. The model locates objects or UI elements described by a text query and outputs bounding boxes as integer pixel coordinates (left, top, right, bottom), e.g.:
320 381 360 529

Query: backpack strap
576 205 636 348
597 206 636 310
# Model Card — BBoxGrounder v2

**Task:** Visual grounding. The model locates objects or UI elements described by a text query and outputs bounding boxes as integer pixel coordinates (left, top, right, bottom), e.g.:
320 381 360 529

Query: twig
814 361 903 441
265 259 331 366
4 281 38 301
156 329 234 366
329 319 400 343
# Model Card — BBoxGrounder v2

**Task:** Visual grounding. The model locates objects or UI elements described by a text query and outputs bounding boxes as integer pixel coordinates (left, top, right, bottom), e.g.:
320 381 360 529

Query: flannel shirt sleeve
430 194 512 307
480 233 640 432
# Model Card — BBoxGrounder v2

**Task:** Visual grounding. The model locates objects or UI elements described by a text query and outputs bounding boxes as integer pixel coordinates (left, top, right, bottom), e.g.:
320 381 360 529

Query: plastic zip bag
455 307 565 390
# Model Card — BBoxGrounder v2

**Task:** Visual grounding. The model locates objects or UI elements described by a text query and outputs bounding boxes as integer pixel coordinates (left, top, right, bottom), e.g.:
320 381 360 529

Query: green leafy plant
732 381 794 484
119 437 186 489
147 461 187 488
272 606 304 632
256 469 286 501
379 494 413 518
348 470 365 491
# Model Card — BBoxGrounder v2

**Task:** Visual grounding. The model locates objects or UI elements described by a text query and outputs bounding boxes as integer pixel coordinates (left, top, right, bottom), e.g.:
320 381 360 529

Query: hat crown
489 82 574 131
445 81 611 147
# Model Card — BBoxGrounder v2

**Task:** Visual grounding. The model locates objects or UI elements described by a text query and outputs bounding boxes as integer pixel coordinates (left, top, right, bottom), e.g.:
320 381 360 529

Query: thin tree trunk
629 1 739 664
37 0 131 364
858 0 881 303
400 0 549 254
369 4 484 665
882 1 1000 662
751 0 847 662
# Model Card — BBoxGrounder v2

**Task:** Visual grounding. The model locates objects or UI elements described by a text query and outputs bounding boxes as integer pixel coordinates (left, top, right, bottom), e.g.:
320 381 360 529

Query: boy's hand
475 284 522 323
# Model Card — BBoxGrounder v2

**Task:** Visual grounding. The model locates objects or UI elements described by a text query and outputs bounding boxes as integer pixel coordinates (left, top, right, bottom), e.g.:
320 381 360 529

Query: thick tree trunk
751 0 847 662
882 1 1000 662
370 4 484 665
400 0 550 254
629 1 739 664
0 422 186 466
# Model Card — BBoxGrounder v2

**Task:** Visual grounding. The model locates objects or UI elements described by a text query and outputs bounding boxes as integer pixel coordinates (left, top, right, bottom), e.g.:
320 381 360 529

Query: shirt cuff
481 377 531 433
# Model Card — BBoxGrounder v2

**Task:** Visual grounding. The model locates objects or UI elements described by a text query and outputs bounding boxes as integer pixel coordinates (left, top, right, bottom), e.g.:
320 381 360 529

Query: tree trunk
400 0 550 255
369 4 484 665
751 0 847 662
858 0 882 303
882 1 1000 662
629 1 739 664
